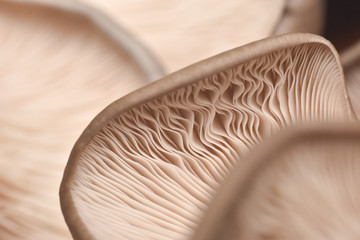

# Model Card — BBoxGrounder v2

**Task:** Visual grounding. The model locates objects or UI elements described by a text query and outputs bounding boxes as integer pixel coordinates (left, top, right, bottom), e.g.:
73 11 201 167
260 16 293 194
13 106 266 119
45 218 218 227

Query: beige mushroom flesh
78 0 325 72
193 124 360 240
0 1 160 239
341 40 360 119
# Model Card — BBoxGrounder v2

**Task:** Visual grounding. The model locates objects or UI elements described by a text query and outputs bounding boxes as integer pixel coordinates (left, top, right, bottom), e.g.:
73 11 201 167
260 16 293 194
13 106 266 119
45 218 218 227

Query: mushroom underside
64 38 354 240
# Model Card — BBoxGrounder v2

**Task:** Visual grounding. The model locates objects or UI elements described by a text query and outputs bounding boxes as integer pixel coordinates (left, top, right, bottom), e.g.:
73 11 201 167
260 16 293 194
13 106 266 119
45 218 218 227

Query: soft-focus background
325 0 360 50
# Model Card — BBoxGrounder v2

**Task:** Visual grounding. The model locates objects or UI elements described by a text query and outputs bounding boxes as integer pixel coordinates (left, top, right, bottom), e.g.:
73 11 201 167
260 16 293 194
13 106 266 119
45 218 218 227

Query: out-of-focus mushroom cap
79 0 325 72
193 123 360 240
341 40 360 119
0 2 157 239
273 0 325 35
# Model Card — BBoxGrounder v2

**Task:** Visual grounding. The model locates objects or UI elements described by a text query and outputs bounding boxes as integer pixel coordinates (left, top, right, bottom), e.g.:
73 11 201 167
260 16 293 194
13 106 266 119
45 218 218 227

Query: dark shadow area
325 0 360 51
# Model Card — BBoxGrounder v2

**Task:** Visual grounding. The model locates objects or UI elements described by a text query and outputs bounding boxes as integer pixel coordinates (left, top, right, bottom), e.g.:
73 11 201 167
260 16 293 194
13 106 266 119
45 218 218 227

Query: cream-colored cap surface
0 2 153 239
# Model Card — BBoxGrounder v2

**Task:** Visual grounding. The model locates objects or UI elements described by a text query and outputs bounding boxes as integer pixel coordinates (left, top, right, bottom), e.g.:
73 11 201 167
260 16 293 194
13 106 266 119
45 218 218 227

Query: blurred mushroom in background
193 124 360 240
0 1 163 239
341 41 360 119
78 0 326 72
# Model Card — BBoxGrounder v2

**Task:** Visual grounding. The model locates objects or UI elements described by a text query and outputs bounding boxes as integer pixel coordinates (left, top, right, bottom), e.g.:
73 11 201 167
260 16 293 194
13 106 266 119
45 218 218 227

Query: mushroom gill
341 40 360 119
193 124 360 240
60 33 355 240
0 2 159 239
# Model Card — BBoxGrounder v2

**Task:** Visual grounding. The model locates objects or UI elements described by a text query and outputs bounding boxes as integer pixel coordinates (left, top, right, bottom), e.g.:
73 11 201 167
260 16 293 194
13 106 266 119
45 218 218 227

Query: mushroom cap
273 0 325 35
0 2 158 239
193 123 360 240
79 0 325 72
60 33 355 240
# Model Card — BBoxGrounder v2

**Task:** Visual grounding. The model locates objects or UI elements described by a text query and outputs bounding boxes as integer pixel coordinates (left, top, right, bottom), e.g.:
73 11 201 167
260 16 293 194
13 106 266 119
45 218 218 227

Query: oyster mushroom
273 0 325 35
193 123 360 240
341 40 360 118
60 33 355 240
78 0 325 71
0 2 162 239
5 0 165 81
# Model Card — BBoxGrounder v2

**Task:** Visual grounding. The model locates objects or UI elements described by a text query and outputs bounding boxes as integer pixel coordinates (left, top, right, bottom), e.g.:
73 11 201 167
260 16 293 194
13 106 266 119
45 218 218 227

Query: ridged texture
0 3 146 240
70 42 352 240
235 139 360 239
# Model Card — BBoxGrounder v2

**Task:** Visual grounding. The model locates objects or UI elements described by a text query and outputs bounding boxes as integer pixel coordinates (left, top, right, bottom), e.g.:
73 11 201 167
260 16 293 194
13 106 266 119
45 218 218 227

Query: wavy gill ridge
71 43 352 240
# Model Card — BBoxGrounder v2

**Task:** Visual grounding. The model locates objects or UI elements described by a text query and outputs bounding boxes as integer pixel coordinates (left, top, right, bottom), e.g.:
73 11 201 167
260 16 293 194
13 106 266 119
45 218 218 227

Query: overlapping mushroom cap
342 40 360 119
79 0 325 71
60 33 356 240
193 124 360 240
0 2 159 239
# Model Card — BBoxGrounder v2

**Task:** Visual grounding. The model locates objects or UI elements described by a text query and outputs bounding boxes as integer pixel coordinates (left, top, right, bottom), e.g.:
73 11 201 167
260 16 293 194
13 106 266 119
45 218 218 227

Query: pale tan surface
237 138 360 240
342 40 360 119
192 125 360 240
80 0 325 73
0 3 147 239
274 0 325 35
81 0 287 72
61 35 355 240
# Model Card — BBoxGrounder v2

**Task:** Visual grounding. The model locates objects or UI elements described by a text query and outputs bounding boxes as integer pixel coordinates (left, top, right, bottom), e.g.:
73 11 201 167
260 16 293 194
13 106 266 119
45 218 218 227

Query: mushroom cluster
1 0 359 240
